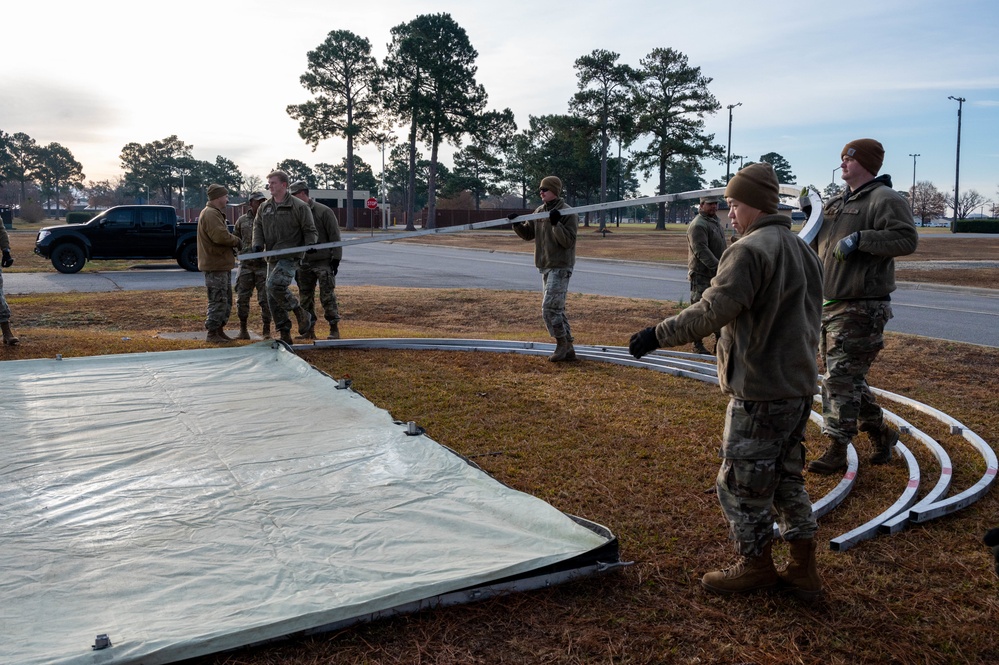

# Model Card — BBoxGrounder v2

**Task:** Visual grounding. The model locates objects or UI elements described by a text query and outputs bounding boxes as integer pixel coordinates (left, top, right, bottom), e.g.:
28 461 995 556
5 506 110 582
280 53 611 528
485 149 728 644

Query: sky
4 0 998 206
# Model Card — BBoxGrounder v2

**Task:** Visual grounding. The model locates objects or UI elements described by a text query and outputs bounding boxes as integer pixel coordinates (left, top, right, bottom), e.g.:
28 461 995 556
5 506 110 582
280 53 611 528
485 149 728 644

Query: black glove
330 259 340 275
305 246 318 254
549 209 562 224
629 327 659 359
252 245 264 254
1 250 12 268
833 232 860 262
507 213 518 221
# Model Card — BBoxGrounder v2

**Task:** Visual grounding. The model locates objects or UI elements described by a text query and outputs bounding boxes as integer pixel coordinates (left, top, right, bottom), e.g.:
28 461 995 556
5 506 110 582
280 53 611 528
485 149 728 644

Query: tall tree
4 132 43 203
383 21 426 230
569 49 639 230
37 142 85 214
331 155 378 192
314 162 338 189
521 114 601 221
383 13 487 229
758 152 795 184
451 108 516 209
288 29 383 231
275 159 316 188
119 135 193 204
632 48 721 229
503 132 532 207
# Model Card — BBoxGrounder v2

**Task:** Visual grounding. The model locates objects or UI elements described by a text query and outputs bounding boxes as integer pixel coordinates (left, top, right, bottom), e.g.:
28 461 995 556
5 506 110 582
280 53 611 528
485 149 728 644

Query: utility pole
725 102 742 184
908 153 920 214
948 95 966 232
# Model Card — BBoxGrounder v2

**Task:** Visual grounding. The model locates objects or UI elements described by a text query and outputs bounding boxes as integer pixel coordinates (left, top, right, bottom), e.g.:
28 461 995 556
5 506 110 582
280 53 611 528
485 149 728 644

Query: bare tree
911 180 947 225
946 188 987 221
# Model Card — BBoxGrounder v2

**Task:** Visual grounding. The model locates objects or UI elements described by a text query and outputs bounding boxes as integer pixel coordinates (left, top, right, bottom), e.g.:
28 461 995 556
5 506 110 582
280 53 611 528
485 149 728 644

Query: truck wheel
178 243 199 272
51 244 86 274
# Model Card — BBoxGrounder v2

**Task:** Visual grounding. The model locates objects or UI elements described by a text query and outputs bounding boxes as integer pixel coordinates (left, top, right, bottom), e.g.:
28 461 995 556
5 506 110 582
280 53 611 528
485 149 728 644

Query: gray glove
833 232 860 262
798 187 812 219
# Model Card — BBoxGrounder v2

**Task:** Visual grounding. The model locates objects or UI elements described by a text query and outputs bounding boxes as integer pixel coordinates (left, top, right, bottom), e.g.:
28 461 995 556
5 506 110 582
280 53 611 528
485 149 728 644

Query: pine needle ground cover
2 286 997 664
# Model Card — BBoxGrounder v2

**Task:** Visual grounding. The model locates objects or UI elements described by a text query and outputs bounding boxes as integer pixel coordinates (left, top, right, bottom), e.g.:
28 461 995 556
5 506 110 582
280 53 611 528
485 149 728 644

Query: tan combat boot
863 420 899 465
206 328 232 344
261 319 272 338
236 317 251 340
692 339 710 355
549 336 576 362
328 322 341 340
701 541 779 595
807 437 850 475
279 328 294 345
1 321 19 346
778 538 824 601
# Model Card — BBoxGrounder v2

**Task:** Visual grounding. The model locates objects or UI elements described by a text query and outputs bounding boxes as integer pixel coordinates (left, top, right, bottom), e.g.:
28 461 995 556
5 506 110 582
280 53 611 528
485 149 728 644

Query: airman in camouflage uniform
629 163 824 599
686 195 727 354
197 184 241 344
233 192 270 339
807 139 918 475
1 223 18 345
510 175 578 362
290 181 342 340
251 170 318 345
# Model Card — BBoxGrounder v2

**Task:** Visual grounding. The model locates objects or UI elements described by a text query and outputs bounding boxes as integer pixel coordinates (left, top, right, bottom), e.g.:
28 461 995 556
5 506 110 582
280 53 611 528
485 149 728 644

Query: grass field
2 285 997 665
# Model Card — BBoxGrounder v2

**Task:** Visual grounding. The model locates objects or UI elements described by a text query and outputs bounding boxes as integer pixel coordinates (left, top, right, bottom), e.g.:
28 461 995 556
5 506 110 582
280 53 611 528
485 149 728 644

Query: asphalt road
6 242 998 348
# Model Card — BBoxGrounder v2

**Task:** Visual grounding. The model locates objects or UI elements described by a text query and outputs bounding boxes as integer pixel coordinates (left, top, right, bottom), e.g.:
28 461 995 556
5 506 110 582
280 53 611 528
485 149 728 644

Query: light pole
831 166 841 186
725 102 742 183
908 153 920 213
948 95 966 230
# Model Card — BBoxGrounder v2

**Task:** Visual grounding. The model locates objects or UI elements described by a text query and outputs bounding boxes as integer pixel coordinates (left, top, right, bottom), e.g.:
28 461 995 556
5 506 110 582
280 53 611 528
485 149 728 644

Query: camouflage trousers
689 274 712 304
0 270 10 324
541 268 572 340
297 263 340 325
266 259 303 333
235 262 270 322
821 299 893 442
203 270 233 331
716 396 818 557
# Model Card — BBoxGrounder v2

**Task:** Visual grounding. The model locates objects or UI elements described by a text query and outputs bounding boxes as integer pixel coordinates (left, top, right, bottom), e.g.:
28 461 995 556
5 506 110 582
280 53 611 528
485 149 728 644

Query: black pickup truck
34 205 200 273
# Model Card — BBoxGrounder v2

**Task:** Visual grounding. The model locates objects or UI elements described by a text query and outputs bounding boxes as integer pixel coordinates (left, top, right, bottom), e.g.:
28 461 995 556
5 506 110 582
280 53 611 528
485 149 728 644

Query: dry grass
3 286 998 664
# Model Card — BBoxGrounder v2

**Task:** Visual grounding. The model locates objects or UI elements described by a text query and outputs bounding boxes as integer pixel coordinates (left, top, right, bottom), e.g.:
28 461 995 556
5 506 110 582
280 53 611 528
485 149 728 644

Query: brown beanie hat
724 163 779 214
842 138 884 176
540 176 562 197
207 184 228 201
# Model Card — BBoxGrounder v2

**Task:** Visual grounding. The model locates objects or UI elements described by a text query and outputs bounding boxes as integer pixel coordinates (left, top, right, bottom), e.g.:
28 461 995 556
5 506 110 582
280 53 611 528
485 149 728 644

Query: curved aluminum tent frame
307 338 995 553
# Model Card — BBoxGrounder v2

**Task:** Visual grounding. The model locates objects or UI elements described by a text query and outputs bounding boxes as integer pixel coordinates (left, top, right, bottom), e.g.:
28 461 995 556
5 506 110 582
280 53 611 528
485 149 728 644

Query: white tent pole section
239 185 822 261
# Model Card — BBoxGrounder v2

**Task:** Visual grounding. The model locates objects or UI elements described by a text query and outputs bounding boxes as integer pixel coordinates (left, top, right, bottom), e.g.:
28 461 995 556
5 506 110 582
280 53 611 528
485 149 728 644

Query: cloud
0 77 122 145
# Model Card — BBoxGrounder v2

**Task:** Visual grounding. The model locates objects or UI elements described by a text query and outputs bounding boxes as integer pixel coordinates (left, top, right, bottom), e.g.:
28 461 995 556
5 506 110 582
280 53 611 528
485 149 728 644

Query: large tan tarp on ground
0 343 611 664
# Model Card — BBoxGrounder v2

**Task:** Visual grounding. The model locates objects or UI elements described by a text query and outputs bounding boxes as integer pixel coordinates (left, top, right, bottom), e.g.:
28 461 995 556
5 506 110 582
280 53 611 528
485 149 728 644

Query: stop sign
365 197 378 210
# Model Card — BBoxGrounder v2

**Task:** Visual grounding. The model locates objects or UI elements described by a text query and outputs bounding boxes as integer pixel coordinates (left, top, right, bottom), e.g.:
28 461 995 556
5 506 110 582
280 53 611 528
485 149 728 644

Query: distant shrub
20 200 45 223
954 220 999 233
66 211 96 224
